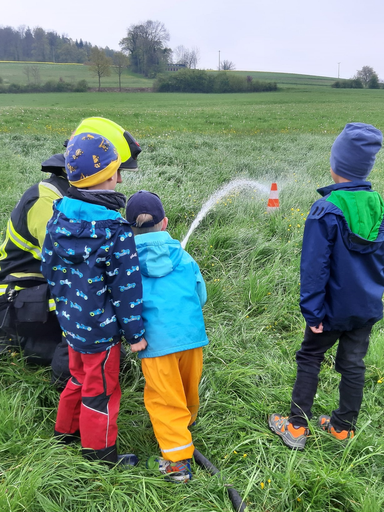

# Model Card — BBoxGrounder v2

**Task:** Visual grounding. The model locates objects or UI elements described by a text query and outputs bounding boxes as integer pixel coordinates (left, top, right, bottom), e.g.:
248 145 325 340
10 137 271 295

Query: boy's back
43 194 144 352
134 230 208 358
300 180 384 331
269 122 384 450
126 190 208 483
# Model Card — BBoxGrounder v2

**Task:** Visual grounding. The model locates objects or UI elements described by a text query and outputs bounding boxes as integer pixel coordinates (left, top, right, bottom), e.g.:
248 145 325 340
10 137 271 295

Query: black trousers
1 311 127 389
0 310 70 388
289 324 372 431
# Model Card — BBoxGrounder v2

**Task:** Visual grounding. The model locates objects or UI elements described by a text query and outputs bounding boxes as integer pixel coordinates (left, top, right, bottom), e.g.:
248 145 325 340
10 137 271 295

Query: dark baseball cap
126 190 165 227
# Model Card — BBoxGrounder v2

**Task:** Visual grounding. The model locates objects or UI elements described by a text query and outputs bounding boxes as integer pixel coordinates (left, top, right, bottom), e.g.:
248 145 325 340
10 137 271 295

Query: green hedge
153 69 277 93
0 79 89 93
331 79 364 89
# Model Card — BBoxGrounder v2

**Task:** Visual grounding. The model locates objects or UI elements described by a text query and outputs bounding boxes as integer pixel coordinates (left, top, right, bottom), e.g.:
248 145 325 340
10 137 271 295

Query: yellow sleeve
27 184 61 249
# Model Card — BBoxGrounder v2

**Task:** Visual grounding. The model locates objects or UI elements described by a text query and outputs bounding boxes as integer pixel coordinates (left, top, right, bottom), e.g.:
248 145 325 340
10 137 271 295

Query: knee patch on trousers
82 392 109 414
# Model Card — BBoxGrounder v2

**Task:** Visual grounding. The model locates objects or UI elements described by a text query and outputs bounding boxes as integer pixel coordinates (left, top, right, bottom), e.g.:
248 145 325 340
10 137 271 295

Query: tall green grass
1 88 384 140
1 88 384 511
0 62 153 89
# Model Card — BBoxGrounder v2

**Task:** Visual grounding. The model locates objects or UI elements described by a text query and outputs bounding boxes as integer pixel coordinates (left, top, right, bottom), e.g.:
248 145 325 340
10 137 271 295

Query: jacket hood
41 153 66 174
316 181 384 252
47 196 127 265
317 180 372 198
134 231 183 278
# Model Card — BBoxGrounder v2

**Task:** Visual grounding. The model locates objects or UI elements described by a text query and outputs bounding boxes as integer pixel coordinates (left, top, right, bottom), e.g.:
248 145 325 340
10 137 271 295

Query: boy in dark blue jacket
269 123 384 449
42 132 146 465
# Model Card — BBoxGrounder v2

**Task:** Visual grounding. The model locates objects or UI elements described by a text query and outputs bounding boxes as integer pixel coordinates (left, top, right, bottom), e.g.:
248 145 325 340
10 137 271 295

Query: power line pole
218 50 220 71
338 62 341 79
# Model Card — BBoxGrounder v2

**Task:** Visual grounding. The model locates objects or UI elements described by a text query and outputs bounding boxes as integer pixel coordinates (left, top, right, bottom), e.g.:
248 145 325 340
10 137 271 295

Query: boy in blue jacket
126 190 209 482
42 133 146 465
269 123 384 450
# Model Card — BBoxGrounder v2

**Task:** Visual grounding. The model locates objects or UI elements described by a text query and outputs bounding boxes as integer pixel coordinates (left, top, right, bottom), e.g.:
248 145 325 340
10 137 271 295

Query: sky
2 0 384 79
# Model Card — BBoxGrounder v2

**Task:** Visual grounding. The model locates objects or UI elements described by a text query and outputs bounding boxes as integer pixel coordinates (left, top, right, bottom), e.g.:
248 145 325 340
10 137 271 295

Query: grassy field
0 61 154 89
1 86 384 511
1 88 384 140
228 70 336 87
0 61 337 90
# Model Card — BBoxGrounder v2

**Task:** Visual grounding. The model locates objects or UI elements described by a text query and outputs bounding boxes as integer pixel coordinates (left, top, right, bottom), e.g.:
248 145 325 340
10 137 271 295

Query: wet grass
0 88 384 140
1 88 384 511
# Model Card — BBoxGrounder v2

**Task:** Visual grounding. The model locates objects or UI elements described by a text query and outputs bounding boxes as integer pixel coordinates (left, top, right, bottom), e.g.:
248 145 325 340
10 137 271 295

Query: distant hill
227 70 337 87
0 61 337 91
0 61 154 90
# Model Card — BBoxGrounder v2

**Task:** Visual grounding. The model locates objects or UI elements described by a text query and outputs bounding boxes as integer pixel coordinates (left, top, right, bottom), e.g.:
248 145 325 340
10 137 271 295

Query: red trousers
141 347 203 462
55 343 121 451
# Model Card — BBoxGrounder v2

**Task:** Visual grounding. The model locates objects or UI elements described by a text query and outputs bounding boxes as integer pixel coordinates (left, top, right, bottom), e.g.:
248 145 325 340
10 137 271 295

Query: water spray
181 179 270 249
183 179 276 510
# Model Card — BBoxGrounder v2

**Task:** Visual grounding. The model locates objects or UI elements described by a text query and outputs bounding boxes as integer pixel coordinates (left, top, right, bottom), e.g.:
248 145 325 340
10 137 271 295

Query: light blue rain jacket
135 231 209 359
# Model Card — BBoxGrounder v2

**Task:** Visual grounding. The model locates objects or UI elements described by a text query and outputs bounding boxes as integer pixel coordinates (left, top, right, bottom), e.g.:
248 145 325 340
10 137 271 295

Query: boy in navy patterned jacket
42 132 147 466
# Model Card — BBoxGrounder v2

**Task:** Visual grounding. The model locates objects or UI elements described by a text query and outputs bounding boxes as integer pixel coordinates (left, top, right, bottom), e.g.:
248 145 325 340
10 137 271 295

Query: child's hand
310 323 323 333
130 337 148 352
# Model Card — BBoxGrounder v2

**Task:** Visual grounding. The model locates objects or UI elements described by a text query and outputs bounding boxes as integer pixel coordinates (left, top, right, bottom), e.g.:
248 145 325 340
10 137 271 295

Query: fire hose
193 448 247 512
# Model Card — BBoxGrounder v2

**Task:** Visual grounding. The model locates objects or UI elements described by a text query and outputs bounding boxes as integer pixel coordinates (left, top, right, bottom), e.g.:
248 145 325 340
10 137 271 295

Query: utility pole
338 62 341 79
218 50 220 71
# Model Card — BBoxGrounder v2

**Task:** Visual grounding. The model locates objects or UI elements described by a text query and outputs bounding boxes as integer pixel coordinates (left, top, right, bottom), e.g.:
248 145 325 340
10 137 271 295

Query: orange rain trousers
141 347 203 462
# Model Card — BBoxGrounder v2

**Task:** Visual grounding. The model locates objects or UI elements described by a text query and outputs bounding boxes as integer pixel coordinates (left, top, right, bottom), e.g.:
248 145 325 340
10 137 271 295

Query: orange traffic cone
267 183 279 212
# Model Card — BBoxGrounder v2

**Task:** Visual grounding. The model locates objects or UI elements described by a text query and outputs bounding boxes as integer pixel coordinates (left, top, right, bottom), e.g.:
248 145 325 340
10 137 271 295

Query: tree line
0 26 104 63
332 66 382 89
0 21 203 78
118 20 201 77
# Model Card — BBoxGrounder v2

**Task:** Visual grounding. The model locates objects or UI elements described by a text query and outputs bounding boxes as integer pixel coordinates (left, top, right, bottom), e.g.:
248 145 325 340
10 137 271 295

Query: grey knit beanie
330 122 382 180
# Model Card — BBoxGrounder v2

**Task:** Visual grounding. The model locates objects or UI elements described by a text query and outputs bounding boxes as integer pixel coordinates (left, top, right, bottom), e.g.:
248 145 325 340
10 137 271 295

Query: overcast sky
2 0 384 79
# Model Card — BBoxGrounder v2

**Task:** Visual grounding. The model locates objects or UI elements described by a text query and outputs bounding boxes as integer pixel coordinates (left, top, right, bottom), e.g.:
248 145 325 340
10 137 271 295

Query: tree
113 52 129 91
354 66 379 87
120 20 171 77
32 27 49 61
57 42 83 63
47 31 59 62
23 65 31 84
172 45 200 69
221 60 236 71
368 74 380 89
89 47 112 91
30 65 41 84
0 26 19 60
23 65 41 84
22 27 34 60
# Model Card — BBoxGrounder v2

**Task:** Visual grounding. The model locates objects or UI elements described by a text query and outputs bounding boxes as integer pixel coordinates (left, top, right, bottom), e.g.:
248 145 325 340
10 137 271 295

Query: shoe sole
268 415 306 450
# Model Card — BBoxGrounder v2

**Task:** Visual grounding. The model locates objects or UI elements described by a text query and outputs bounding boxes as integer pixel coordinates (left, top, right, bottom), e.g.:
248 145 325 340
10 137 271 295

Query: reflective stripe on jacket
0 175 69 283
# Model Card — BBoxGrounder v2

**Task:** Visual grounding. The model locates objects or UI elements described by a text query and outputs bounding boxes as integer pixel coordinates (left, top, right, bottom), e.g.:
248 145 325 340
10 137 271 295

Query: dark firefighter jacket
0 174 69 286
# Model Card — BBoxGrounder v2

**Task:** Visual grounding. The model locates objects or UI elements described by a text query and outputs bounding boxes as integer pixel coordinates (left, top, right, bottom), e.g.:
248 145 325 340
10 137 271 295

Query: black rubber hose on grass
193 448 247 512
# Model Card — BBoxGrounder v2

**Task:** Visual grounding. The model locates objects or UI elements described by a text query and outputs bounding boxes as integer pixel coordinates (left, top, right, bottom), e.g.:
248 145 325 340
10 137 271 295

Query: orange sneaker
268 413 309 450
318 415 355 440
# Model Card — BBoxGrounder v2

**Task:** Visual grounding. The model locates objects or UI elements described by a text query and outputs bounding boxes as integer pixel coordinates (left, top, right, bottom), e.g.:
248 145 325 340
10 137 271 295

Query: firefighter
0 117 142 388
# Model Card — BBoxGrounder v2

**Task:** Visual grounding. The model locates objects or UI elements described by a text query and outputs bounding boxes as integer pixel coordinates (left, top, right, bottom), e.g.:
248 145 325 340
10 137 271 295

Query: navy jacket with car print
41 192 145 354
